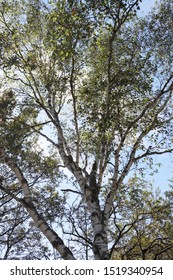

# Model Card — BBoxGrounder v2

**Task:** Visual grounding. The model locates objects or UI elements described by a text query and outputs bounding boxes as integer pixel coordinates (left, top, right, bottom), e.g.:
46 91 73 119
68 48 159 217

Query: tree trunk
22 198 76 260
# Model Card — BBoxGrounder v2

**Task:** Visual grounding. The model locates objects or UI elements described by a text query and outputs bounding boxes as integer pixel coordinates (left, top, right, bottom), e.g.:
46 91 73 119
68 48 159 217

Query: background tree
0 0 173 259
110 177 173 260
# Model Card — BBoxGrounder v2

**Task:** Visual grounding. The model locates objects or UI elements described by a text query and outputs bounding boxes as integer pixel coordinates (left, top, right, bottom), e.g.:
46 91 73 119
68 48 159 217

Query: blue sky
143 154 173 193
138 0 156 16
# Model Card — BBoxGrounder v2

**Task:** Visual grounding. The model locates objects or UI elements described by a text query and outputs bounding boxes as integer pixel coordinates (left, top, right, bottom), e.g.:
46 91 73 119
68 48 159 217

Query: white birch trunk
0 148 75 260
22 198 75 260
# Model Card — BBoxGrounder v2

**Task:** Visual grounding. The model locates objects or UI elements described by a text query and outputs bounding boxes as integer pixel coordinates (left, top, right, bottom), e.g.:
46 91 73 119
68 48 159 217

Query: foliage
110 177 173 260
0 0 173 259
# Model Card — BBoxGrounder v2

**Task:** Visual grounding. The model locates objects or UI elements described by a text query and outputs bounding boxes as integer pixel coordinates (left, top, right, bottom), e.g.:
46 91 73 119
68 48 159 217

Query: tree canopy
0 0 173 260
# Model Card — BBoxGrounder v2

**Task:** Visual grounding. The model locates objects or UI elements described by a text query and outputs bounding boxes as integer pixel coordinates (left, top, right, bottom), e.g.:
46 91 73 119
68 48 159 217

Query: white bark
22 199 75 260
73 167 109 259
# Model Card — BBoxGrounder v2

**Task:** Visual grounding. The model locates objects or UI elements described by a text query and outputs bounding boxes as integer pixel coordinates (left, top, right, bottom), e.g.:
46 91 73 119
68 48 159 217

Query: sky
138 0 156 16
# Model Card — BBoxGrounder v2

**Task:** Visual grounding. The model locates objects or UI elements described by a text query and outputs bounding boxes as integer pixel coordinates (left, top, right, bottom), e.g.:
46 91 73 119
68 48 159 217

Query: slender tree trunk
22 198 75 260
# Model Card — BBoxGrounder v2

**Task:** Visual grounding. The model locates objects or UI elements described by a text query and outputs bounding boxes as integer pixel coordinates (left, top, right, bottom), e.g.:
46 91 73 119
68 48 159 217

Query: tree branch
70 57 80 164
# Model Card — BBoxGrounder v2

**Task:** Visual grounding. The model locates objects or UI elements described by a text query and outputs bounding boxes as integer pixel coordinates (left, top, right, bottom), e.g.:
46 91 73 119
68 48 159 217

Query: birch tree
0 0 173 259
